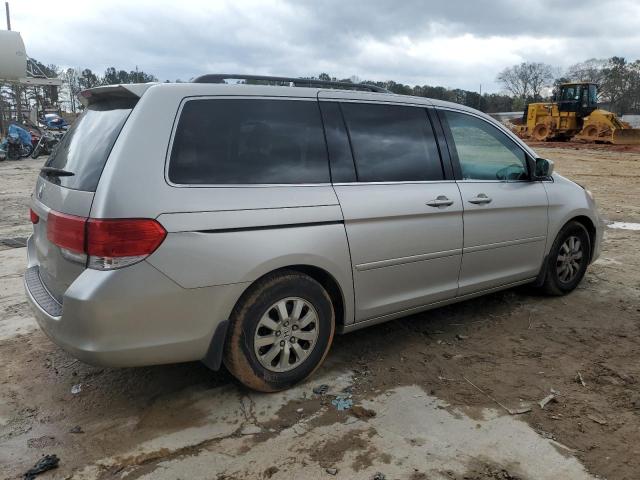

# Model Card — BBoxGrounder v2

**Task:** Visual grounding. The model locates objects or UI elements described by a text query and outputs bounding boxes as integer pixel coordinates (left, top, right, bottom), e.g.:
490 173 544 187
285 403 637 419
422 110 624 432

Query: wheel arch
235 264 348 328
284 265 346 328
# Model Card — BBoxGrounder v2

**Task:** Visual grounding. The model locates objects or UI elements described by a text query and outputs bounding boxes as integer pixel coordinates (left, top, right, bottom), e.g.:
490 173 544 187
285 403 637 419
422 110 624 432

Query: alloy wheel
253 297 319 372
556 235 584 283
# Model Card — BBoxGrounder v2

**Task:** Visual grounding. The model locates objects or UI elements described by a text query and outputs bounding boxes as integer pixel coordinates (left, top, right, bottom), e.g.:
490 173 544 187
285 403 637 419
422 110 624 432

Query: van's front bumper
24 236 248 368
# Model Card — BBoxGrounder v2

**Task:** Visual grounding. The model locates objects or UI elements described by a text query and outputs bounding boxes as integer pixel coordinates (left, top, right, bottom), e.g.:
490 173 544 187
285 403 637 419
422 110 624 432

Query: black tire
20 144 33 158
7 146 19 160
224 271 335 392
541 221 591 296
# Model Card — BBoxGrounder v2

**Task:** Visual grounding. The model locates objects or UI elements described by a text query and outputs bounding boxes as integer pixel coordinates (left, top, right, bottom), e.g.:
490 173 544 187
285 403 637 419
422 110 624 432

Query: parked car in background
40 113 69 130
24 76 603 391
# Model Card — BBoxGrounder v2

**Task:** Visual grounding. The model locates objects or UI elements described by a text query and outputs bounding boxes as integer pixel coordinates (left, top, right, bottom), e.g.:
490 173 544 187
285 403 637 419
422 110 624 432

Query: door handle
468 193 492 205
426 195 454 207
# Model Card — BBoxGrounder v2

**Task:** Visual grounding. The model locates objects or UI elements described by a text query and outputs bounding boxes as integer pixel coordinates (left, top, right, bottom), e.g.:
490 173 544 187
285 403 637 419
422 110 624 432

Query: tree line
2 55 640 130
495 57 640 115
312 72 517 113
60 66 157 113
0 62 157 126
306 56 640 115
331 56 640 115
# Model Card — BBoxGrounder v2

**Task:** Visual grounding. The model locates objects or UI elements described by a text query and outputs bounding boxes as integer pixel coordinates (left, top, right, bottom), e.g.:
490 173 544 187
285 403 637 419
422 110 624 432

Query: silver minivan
25 75 603 391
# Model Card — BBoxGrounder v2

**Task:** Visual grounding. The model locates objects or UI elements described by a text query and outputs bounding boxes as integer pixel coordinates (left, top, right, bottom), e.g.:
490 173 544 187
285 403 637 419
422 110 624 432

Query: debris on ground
508 406 533 415
455 334 468 340
26 436 58 449
313 384 329 395
350 405 377 419
240 424 262 435
325 467 338 475
296 408 304 413
371 472 386 480
263 466 279 478
463 376 531 415
23 454 59 480
587 414 608 426
576 372 587 387
70 384 82 395
68 426 83 434
331 396 353 411
538 393 558 410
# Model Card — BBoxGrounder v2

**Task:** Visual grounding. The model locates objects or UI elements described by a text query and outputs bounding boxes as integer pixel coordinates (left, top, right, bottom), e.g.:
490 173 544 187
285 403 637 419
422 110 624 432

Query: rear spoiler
78 83 155 107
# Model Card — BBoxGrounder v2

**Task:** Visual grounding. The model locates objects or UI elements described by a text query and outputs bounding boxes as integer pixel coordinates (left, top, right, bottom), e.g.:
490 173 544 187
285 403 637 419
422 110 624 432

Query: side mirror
534 157 554 179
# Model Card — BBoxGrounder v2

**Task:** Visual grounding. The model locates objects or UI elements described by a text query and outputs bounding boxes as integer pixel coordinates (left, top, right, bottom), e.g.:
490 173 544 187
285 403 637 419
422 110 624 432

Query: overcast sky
8 0 640 92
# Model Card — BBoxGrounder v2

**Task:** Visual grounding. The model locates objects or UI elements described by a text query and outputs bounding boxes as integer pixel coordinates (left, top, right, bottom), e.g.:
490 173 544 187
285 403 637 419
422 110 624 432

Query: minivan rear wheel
224 271 335 392
541 221 590 296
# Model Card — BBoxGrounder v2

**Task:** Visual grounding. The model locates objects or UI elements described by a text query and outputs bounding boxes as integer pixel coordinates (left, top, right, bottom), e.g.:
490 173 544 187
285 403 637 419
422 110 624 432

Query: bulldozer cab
555 82 598 117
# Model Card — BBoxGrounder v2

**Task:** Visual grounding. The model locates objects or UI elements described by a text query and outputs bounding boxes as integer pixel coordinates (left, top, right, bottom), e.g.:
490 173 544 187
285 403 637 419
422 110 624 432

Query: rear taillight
86 219 166 270
30 208 39 224
47 211 86 253
46 210 166 270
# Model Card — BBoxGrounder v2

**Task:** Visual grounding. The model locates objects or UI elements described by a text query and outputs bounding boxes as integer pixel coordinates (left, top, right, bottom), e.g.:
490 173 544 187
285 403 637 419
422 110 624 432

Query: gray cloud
11 0 640 92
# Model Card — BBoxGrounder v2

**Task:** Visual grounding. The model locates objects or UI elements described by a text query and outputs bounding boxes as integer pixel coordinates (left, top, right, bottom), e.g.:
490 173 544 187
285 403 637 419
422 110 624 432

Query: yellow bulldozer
511 82 640 144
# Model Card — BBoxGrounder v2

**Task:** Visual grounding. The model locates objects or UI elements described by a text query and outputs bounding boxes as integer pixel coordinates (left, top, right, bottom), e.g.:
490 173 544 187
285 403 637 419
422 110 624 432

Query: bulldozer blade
573 128 640 145
610 129 640 145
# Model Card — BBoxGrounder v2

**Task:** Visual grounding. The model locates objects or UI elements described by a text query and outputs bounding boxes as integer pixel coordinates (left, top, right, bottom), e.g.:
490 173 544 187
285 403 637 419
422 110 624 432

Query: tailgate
30 179 94 303
29 90 139 302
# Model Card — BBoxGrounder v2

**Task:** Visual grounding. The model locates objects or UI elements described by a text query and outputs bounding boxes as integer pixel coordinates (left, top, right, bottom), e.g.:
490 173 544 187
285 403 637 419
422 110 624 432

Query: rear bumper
24 236 248 368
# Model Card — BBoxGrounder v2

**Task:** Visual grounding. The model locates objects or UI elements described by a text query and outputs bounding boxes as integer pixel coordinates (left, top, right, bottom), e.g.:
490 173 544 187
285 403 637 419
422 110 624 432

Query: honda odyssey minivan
25 74 603 391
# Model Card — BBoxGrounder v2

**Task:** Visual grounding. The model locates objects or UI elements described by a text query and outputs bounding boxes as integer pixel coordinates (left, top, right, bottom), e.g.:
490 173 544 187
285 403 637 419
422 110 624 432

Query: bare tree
60 68 82 114
497 62 554 100
566 58 607 84
497 66 527 98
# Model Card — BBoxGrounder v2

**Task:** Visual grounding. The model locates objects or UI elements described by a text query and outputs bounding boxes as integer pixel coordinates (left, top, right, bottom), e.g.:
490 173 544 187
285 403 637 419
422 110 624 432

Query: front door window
444 111 528 181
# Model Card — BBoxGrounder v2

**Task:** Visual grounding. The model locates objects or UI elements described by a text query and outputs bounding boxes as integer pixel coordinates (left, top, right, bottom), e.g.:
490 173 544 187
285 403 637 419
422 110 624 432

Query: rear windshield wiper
40 167 75 177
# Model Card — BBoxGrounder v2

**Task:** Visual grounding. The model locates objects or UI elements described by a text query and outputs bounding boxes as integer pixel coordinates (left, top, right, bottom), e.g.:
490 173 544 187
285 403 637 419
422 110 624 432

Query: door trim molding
355 248 462 272
464 235 546 254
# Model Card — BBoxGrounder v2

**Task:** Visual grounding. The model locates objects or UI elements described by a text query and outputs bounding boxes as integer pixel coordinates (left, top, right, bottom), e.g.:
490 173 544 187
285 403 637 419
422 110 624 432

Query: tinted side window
318 102 356 183
341 103 443 182
169 99 330 184
444 111 528 181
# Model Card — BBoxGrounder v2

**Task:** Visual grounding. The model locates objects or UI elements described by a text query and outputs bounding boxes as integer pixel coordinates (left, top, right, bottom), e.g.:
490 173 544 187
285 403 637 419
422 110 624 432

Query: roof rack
192 74 390 93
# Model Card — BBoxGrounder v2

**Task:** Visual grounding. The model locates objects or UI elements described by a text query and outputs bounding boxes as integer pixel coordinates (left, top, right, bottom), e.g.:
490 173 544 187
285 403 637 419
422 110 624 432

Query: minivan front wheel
541 221 591 295
224 271 335 392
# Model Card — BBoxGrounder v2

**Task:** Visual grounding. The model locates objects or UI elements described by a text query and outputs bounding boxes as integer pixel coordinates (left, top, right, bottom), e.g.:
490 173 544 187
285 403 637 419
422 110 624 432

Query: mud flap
202 320 230 371
532 254 550 287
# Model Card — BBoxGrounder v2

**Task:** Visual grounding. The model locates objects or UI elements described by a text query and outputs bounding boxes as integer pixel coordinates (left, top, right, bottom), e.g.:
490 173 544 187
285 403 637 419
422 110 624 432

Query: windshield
561 85 580 101
43 98 136 191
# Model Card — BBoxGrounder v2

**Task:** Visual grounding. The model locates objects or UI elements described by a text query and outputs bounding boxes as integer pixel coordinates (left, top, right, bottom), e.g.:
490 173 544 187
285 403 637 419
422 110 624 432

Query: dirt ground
1 144 639 480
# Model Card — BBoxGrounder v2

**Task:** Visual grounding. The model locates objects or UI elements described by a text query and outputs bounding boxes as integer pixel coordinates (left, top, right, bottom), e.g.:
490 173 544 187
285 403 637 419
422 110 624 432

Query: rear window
43 98 135 191
168 99 330 184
